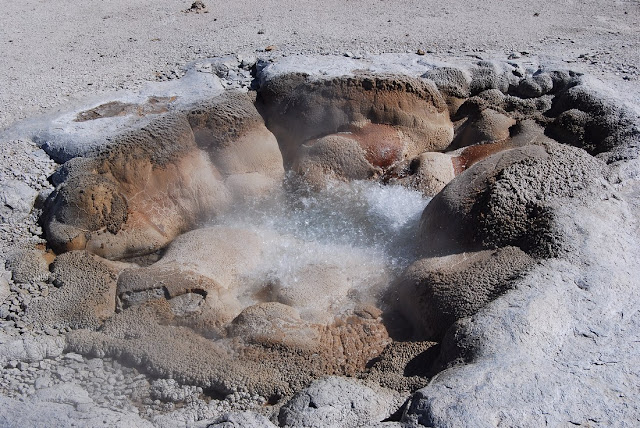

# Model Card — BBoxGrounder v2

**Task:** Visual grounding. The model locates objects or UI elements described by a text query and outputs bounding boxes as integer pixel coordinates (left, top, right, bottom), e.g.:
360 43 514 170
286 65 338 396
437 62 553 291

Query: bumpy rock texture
387 151 456 197
258 73 454 188
419 141 607 258
43 114 218 259
402 194 640 426
187 92 285 201
361 340 439 392
278 377 397 428
0 394 153 428
395 247 534 340
42 92 284 260
23 57 640 427
49 226 393 398
66 300 390 399
207 411 277 428
25 251 119 330
394 63 640 427
547 82 640 159
116 226 265 336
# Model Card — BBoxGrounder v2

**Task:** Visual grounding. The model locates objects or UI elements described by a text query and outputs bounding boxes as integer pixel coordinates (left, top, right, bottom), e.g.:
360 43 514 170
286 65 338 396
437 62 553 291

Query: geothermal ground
1 1 640 428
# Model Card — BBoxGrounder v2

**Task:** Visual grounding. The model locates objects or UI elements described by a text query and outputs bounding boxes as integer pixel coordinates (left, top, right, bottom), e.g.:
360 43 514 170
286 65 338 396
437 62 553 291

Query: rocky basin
1 54 639 427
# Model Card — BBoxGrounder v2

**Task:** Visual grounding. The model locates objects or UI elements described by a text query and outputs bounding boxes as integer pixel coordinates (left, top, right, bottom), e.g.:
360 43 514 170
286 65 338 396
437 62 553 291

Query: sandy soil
1 0 638 130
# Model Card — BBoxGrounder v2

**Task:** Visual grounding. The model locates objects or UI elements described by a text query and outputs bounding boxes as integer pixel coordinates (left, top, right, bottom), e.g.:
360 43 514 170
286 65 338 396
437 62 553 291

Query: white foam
210 179 429 320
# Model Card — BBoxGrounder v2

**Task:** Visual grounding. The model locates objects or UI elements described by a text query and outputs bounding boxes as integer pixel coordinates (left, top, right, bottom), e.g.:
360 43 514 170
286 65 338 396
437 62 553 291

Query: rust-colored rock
43 92 284 260
258 73 454 168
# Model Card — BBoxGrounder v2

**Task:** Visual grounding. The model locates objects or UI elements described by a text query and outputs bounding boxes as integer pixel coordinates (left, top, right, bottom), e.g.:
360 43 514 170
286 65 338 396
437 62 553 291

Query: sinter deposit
1 54 639 427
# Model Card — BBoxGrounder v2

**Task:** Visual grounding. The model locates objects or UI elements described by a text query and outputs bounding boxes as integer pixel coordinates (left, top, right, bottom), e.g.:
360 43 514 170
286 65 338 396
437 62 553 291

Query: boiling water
211 178 430 321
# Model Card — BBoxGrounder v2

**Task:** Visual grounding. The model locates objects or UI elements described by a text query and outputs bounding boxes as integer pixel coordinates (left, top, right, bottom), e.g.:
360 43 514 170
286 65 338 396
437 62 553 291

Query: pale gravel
0 0 639 130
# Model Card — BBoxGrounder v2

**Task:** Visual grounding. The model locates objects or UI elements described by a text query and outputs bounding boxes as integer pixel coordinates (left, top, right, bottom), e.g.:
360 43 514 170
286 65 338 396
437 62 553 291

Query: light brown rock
43 92 285 260
451 108 516 150
42 114 231 259
259 73 454 167
116 226 265 335
294 134 380 189
26 251 119 330
187 91 285 201
66 299 390 400
389 152 456 197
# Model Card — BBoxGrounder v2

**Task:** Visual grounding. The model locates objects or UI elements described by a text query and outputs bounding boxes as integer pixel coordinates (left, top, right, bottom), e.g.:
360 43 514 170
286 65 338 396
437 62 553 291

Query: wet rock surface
258 73 454 188
1 54 639 426
41 91 283 260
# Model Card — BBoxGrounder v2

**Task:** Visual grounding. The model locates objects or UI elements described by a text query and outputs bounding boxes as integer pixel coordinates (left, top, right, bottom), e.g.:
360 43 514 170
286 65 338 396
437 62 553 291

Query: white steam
209 179 429 321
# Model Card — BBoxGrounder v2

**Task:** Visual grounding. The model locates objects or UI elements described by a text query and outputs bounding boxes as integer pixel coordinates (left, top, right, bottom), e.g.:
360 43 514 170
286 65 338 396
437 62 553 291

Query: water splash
210 178 430 320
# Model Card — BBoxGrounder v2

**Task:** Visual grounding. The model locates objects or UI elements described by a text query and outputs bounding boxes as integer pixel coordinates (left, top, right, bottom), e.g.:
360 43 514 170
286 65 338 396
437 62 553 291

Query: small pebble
64 353 84 363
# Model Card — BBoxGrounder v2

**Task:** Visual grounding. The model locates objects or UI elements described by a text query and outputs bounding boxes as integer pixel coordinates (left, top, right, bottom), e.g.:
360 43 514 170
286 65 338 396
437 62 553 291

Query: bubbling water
210 178 430 322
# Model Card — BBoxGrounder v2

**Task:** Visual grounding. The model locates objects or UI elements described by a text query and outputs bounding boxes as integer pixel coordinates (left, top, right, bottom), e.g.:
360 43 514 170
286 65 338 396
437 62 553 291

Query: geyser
213 178 429 322
24 55 639 410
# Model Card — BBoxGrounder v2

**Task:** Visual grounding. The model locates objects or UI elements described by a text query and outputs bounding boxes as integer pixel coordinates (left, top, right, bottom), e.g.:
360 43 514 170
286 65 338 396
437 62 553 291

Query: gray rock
450 107 516 149
0 332 65 366
35 383 93 406
403 183 640 426
547 80 640 158
0 266 10 303
0 394 154 428
278 377 396 428
63 352 84 363
207 411 277 428
422 66 471 98
395 247 534 340
25 251 118 330
420 141 607 258
29 70 225 164
86 357 104 371
514 72 554 98
237 54 257 70
469 61 518 95
34 376 53 390
5 248 50 283
0 179 37 218
150 378 200 403
361 341 438 392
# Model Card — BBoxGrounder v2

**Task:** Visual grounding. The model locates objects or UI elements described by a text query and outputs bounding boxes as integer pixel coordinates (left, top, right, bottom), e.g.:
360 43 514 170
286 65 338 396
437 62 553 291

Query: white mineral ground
0 1 639 427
